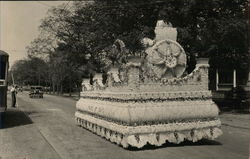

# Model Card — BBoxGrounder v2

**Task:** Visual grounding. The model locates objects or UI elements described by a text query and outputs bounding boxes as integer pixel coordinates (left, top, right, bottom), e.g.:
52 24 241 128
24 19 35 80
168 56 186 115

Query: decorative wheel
146 39 186 79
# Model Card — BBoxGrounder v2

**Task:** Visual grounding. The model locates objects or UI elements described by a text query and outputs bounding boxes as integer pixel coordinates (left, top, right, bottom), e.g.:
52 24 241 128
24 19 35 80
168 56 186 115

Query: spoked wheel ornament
146 39 186 79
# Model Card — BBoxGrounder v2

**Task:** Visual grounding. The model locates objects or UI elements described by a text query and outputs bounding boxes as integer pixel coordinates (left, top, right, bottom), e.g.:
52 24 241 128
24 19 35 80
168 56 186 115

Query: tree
66 0 249 70
27 0 249 93
11 57 48 86
26 33 57 60
157 0 249 68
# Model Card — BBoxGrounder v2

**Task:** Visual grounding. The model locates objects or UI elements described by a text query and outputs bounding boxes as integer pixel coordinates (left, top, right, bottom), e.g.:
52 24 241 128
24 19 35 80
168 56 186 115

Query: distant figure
10 85 17 107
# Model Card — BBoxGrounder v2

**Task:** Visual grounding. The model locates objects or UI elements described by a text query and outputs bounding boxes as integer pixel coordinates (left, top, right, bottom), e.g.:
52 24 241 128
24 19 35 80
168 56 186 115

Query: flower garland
80 91 212 102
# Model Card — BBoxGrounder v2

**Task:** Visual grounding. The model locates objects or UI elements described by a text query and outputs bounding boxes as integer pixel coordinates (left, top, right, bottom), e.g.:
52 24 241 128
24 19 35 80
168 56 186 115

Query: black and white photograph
0 0 249 159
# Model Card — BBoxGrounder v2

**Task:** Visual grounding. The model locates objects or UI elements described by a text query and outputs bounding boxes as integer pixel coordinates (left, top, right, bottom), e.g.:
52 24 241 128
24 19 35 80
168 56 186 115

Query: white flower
165 56 177 68
141 38 154 47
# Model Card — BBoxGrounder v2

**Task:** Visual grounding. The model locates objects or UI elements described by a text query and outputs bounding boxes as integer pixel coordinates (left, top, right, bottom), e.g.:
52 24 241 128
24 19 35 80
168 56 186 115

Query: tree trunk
52 81 55 94
57 83 60 95
38 73 41 86
60 83 63 95
69 78 72 97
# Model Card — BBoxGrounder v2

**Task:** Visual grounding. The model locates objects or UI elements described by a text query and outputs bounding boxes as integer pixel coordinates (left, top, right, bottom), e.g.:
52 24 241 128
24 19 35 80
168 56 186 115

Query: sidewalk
0 106 60 159
220 112 250 130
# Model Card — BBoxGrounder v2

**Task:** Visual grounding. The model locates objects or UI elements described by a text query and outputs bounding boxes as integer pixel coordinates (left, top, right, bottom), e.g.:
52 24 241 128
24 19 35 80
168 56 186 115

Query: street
0 92 249 159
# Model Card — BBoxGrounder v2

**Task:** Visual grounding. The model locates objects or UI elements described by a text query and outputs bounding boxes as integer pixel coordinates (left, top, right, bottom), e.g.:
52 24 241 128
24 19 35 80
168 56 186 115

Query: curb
222 123 250 130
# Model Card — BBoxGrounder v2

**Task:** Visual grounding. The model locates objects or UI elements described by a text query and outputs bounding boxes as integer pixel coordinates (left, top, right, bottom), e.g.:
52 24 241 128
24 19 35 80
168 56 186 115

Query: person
10 85 17 107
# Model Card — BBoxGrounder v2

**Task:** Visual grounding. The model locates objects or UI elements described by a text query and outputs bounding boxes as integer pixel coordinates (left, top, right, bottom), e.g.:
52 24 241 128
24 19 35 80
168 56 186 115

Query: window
218 69 233 84
217 69 233 91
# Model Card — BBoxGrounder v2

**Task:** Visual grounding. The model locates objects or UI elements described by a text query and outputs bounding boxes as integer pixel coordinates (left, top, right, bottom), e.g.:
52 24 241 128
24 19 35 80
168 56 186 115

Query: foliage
24 0 249 94
26 34 57 60
157 0 249 68
10 57 48 86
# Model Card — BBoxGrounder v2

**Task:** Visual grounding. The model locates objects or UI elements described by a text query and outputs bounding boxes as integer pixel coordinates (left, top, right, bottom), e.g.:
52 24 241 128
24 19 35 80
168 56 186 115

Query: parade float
75 20 222 148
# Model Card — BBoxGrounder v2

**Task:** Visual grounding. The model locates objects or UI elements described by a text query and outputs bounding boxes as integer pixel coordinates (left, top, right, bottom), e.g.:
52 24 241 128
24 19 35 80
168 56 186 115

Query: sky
0 1 67 67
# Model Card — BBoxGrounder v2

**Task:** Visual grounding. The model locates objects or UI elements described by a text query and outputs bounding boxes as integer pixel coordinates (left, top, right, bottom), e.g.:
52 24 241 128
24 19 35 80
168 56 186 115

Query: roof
0 50 9 56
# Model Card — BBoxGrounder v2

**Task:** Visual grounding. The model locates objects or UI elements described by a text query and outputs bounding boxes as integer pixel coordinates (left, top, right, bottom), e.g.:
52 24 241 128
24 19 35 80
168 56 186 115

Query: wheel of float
147 39 187 78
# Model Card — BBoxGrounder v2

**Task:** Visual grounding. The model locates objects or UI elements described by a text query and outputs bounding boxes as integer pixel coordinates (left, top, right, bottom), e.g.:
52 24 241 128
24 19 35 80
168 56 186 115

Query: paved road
1 92 249 159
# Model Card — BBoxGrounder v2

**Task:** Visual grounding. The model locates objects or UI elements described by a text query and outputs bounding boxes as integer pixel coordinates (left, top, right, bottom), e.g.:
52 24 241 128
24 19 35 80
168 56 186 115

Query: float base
75 112 222 148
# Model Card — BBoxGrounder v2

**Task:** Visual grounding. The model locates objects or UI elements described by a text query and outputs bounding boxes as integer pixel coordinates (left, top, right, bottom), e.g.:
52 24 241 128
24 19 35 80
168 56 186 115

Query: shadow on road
3 108 33 129
127 139 222 151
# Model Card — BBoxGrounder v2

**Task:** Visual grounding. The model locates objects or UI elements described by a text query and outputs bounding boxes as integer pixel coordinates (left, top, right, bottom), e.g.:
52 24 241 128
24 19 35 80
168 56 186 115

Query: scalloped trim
75 114 222 148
